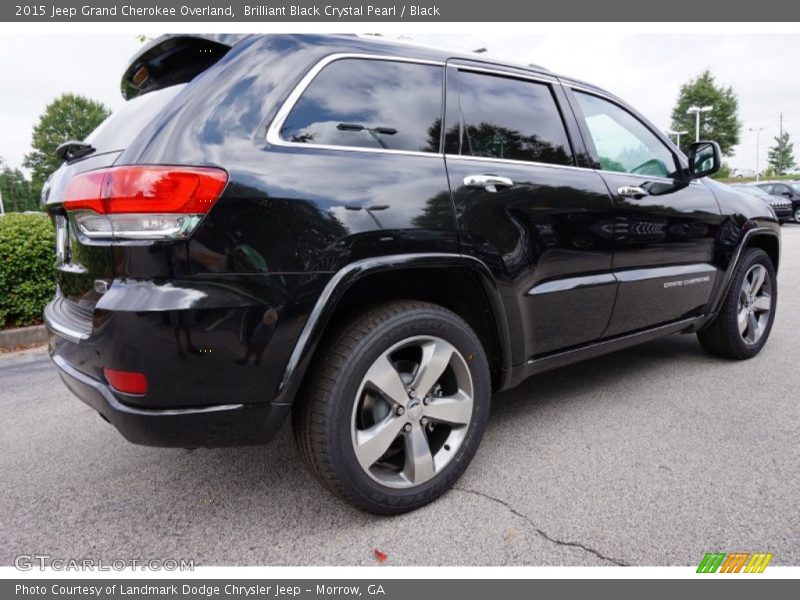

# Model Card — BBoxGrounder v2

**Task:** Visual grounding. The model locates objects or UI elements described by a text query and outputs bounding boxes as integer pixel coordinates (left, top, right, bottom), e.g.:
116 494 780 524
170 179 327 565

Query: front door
444 63 617 360
568 88 723 336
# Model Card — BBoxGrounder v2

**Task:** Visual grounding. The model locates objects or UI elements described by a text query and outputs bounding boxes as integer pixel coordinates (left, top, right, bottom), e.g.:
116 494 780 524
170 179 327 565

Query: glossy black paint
43 34 780 447
271 253 514 408
597 174 723 336
447 158 618 357
52 353 288 447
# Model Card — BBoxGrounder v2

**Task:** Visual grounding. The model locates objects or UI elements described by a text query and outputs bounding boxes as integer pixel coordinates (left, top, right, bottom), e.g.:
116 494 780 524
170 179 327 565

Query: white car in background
732 167 757 178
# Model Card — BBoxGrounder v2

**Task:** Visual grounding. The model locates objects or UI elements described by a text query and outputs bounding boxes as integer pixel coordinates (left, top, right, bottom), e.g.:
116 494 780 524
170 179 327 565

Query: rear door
565 86 723 336
443 62 617 359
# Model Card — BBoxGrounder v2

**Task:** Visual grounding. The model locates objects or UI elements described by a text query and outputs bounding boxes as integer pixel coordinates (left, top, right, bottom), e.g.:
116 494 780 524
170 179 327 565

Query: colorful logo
697 552 773 573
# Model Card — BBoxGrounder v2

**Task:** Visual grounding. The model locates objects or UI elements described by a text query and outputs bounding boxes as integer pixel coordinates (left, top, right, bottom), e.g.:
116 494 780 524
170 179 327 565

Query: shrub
0 212 55 327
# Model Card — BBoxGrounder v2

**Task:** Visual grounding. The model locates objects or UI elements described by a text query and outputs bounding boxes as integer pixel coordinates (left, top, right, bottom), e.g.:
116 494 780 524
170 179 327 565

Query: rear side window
453 70 573 166
279 58 443 153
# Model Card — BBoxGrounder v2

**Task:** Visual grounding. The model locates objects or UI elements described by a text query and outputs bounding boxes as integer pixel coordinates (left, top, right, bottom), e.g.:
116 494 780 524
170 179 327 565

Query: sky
0 32 797 173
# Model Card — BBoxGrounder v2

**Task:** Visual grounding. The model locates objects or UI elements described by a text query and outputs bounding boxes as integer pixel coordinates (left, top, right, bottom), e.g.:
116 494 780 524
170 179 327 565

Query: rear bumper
43 283 305 447
50 351 290 447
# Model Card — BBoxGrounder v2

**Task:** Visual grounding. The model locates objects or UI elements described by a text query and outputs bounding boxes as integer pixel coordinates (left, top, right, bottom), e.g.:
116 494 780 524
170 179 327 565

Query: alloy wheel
350 335 474 489
738 264 772 345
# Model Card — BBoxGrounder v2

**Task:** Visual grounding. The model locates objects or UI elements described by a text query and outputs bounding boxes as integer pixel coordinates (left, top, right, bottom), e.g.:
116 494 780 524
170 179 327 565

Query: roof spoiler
121 34 250 100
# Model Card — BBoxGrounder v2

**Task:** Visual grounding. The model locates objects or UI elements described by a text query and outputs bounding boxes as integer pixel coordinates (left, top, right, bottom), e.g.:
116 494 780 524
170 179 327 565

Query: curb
0 324 49 350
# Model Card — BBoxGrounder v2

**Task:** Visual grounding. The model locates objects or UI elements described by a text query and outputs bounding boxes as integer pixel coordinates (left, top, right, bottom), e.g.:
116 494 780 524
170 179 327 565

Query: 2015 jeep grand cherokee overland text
44 34 780 514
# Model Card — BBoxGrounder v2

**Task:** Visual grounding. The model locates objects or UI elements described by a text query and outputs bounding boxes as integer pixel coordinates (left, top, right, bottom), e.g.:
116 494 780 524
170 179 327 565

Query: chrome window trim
444 155 704 185
266 53 446 158
446 62 557 84
445 153 590 173
594 168 704 186
595 168 673 182
568 83 625 105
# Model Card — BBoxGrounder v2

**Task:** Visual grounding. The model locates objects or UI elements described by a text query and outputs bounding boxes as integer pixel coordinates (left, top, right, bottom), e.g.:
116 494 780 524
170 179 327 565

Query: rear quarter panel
104 35 458 408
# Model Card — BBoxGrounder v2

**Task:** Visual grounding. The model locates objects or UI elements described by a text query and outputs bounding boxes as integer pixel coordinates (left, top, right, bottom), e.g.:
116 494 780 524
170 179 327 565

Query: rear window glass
279 59 443 153
454 70 573 166
85 85 186 152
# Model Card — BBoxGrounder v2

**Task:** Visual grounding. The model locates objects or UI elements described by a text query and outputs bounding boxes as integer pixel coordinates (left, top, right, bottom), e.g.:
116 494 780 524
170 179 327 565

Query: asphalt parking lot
2 230 799 568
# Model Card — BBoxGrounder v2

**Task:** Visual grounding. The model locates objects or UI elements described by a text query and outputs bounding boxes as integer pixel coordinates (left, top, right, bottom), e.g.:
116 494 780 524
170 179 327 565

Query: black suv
44 34 779 514
730 183 793 223
756 181 800 222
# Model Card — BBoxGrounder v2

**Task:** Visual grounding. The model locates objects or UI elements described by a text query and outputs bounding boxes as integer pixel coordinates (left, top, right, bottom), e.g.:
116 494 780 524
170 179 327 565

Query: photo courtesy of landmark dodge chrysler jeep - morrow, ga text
43 34 780 514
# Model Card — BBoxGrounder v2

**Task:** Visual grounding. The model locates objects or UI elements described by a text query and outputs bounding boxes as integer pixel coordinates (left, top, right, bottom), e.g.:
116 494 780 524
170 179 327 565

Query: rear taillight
62 166 228 240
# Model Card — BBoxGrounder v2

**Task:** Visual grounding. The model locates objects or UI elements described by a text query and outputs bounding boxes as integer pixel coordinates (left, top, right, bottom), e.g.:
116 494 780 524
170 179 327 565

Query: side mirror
688 141 721 179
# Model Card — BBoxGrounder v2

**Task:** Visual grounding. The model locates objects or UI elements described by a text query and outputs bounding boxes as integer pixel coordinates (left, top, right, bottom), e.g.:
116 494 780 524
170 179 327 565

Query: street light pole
667 129 689 148
686 105 714 142
749 127 764 181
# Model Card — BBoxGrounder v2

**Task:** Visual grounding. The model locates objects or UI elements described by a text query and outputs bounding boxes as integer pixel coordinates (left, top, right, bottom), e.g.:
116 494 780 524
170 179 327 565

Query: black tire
697 248 777 359
292 300 491 514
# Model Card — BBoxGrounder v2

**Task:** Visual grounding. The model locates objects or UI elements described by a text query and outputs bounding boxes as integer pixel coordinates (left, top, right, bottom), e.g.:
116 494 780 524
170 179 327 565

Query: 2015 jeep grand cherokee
44 34 779 514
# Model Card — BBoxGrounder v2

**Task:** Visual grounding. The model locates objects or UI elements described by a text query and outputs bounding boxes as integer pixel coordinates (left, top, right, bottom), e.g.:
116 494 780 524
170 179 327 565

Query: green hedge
0 212 55 327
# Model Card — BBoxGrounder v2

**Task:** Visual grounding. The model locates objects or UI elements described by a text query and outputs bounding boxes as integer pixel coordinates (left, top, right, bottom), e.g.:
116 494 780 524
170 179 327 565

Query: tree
670 70 741 156
0 167 37 212
711 161 732 180
23 94 110 199
767 131 795 175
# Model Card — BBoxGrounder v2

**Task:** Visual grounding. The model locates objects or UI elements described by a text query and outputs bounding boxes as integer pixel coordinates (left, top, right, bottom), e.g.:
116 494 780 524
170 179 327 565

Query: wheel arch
273 254 512 406
747 232 780 272
706 227 780 318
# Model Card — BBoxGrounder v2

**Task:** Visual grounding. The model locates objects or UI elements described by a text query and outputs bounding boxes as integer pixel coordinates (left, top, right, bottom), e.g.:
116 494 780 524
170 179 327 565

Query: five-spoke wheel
293 301 490 514
699 247 777 359
737 264 772 345
352 336 474 488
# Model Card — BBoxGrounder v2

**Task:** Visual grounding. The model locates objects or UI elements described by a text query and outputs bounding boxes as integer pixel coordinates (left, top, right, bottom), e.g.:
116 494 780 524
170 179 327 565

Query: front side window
574 91 678 178
454 71 573 166
279 58 443 153
774 184 792 196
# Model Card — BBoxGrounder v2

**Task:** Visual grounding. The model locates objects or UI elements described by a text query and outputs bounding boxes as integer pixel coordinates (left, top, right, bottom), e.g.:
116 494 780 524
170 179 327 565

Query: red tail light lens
103 368 148 395
62 166 228 240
